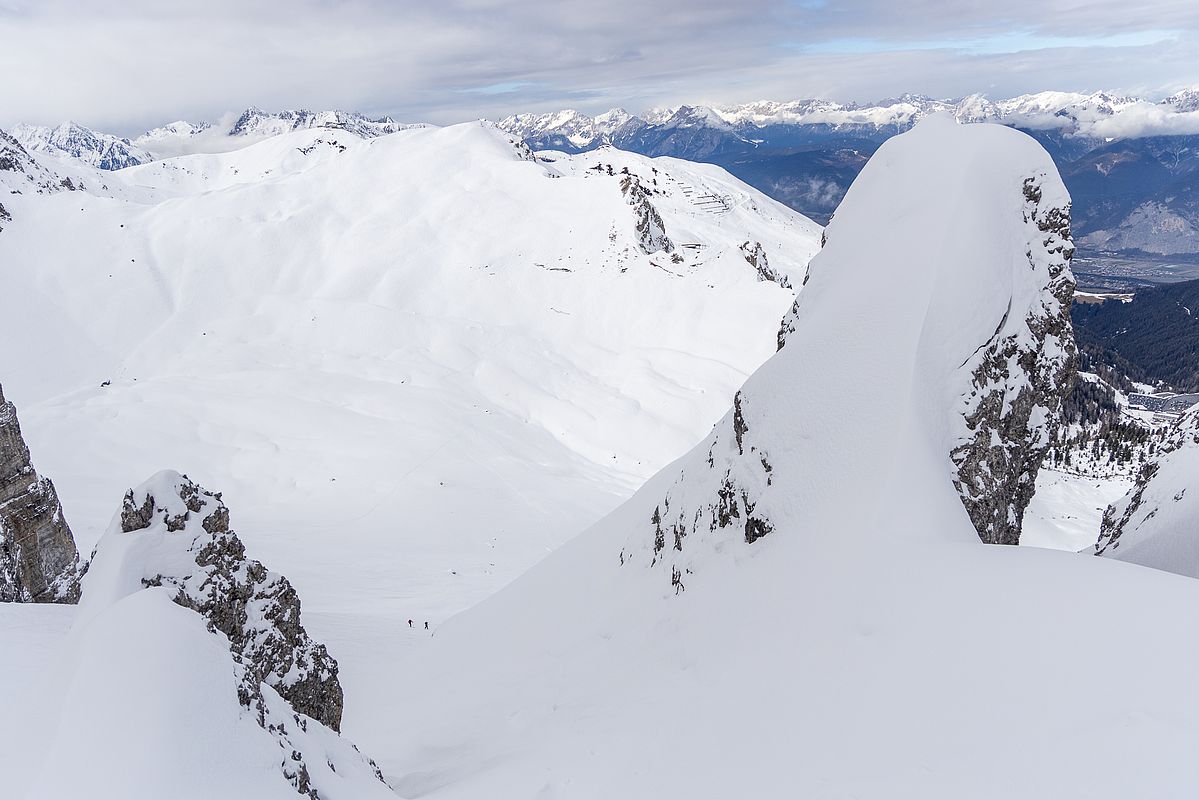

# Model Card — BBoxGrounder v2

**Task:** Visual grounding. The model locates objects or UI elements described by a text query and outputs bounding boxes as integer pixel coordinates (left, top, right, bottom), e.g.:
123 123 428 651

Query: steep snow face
0 382 82 602
1095 408 1199 575
377 117 1199 800
49 470 392 799
0 122 819 629
10 121 151 170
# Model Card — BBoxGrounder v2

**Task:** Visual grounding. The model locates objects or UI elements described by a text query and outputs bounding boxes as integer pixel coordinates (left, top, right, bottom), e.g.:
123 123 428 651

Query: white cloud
1085 102 1199 138
0 0 1198 132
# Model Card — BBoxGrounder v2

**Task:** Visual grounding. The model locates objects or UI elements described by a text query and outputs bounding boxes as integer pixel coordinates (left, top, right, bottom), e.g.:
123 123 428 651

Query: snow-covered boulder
0 382 82 602
68 470 389 798
1094 408 1199 574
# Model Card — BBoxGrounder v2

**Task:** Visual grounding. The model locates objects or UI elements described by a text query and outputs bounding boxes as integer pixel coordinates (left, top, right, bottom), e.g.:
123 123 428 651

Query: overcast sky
3 0 1199 133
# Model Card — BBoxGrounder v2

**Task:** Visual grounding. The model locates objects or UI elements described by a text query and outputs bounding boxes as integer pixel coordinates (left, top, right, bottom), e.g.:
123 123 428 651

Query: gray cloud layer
2 0 1198 132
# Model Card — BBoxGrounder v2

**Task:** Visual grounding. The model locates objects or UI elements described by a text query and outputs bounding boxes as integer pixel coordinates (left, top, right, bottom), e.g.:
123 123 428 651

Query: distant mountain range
500 91 1199 258
11 107 426 165
12 92 1199 257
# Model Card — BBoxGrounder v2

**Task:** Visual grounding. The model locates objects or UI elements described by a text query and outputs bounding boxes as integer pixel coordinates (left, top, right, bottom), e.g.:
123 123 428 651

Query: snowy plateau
2 107 1199 800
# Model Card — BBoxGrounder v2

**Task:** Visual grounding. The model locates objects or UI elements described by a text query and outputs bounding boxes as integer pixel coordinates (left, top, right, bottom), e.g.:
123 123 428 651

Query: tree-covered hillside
1073 278 1199 392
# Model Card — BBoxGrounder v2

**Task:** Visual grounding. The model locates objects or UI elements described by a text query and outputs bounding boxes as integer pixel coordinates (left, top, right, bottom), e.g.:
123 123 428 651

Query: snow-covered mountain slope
10 121 151 170
0 121 819 636
1095 408 1199 575
371 118 1199 798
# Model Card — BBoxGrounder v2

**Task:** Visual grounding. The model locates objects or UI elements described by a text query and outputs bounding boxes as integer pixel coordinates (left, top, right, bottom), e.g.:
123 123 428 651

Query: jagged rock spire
0 382 83 602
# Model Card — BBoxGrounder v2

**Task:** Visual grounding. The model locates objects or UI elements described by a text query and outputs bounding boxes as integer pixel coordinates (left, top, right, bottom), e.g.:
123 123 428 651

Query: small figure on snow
424 621 429 630
408 619 413 628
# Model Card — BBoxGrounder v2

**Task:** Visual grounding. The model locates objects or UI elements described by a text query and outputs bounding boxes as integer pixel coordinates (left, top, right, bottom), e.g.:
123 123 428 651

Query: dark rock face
119 476 343 731
620 174 673 254
0 383 82 603
949 175 1078 545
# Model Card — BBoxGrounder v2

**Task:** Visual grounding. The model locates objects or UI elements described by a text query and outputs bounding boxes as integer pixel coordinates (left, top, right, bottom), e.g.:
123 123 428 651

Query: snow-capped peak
10 120 150 170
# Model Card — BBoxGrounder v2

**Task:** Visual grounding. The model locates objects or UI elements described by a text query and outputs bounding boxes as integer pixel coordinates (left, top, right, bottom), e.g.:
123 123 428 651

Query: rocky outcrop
0 382 83 602
102 471 387 797
949 175 1077 545
1094 408 1199 572
739 240 791 288
620 174 673 254
623 389 775 593
117 473 343 730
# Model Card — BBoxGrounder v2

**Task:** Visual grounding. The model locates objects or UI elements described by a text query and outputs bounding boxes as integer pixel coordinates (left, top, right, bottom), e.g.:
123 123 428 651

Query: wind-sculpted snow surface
375 119 1199 799
1095 408 1199 575
56 470 390 799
